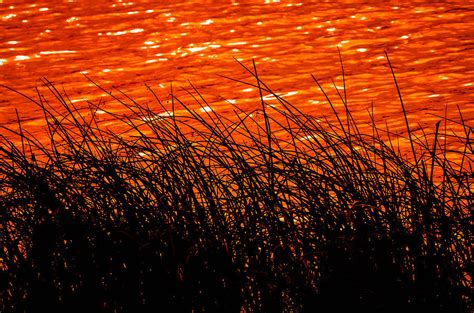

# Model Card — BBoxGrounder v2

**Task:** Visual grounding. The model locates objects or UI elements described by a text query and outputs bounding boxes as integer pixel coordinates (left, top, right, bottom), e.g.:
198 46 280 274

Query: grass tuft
0 56 472 312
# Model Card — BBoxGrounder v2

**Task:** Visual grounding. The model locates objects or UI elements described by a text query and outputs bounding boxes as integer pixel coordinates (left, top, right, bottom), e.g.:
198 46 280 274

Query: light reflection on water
0 1 472 151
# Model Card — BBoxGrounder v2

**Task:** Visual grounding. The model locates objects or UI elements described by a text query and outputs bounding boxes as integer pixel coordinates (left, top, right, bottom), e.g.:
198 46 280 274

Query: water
0 1 473 150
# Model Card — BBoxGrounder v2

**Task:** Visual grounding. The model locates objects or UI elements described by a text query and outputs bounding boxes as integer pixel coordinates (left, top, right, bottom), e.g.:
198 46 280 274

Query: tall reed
0 55 471 312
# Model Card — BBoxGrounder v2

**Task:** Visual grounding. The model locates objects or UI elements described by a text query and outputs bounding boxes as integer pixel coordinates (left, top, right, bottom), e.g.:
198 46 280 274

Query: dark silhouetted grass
0 55 472 312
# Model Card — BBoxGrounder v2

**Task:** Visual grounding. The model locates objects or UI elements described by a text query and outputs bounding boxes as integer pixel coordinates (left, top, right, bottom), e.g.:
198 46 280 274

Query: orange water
0 1 473 153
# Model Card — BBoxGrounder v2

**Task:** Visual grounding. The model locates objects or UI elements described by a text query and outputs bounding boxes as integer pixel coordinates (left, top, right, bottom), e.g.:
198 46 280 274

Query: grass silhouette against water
0 53 472 312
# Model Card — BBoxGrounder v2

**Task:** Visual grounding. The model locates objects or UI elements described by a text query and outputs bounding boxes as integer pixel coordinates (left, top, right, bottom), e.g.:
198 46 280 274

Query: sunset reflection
0 2 472 136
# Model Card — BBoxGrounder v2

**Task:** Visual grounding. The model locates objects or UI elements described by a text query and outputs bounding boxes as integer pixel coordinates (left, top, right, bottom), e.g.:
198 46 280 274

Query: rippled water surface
1 1 473 150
